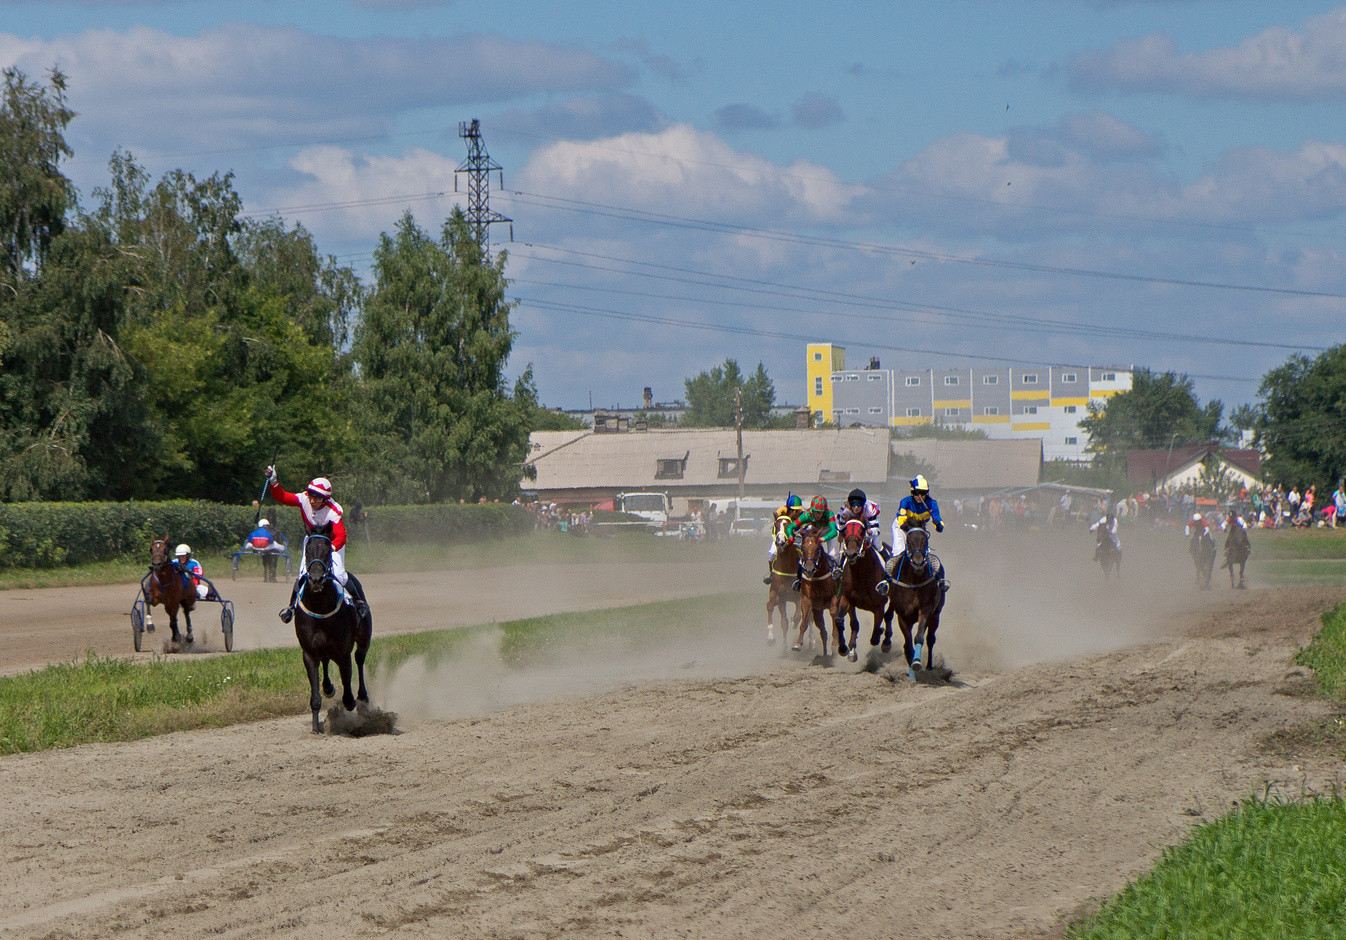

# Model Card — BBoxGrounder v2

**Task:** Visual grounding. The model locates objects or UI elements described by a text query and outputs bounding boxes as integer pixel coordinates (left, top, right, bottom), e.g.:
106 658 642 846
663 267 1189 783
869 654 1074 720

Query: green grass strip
1297 602 1346 701
1069 795 1346 939
0 592 754 755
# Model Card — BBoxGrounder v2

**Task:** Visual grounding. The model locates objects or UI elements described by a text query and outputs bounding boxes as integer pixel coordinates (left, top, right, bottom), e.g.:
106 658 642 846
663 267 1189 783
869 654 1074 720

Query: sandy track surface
1 532 1344 938
0 559 746 676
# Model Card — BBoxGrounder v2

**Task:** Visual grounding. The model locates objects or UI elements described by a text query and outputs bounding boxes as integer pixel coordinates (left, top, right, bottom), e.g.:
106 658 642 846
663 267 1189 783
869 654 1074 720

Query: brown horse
294 534 372 733
888 527 946 671
1190 529 1217 589
1095 527 1121 581
835 519 896 662
793 527 838 655
144 537 195 644
765 512 801 645
1223 523 1251 588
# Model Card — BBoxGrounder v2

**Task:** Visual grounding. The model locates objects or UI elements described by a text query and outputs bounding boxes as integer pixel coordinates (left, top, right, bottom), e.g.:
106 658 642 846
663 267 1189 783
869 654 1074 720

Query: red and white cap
307 477 333 499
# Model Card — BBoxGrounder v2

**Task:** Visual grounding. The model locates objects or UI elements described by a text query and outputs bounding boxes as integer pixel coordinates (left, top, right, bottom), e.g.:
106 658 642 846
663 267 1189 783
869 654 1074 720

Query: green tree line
0 68 543 505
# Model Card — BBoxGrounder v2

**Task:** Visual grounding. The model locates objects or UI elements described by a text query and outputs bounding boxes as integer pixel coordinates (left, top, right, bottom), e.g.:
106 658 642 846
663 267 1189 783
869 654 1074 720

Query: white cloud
1070 9 1346 100
0 24 634 152
516 123 864 226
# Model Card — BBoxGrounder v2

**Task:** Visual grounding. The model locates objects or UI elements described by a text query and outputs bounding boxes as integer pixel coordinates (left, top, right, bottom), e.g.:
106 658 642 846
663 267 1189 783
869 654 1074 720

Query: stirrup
791 578 801 591
355 600 370 620
279 606 294 623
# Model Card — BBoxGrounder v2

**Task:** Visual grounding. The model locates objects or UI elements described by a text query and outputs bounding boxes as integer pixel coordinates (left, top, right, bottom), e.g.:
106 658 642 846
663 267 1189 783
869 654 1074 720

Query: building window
906 407 921 417
1023 406 1037 415
831 374 842 383
846 374 859 381
905 376 921 387
944 408 960 417
983 375 998 385
1022 373 1038 384
1064 405 1077 414
1102 372 1116 381
814 352 822 362
868 407 883 414
845 408 860 415
814 377 823 396
655 458 685 480
1061 372 1077 383
944 376 959 386
1065 436 1078 445
867 373 882 381
717 457 745 479
984 406 999 416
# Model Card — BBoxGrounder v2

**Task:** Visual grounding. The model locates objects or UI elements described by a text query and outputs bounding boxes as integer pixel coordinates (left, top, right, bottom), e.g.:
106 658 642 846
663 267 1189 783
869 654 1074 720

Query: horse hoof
146 624 155 633
881 641 892 653
791 645 802 653
848 651 858 663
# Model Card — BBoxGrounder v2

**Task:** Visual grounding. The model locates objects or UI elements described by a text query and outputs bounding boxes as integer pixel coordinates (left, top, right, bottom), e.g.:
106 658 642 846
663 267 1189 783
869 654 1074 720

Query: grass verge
1069 602 1346 939
1067 793 1346 939
0 592 755 755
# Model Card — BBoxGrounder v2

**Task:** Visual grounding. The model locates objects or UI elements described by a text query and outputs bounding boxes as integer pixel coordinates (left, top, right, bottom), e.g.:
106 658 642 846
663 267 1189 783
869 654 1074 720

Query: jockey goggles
307 477 333 499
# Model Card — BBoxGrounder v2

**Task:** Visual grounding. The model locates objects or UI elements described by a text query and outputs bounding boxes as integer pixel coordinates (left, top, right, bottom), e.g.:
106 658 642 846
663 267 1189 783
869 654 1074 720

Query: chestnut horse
294 534 372 733
144 537 195 644
765 512 800 646
835 519 896 661
1223 523 1250 589
793 527 838 655
888 527 946 670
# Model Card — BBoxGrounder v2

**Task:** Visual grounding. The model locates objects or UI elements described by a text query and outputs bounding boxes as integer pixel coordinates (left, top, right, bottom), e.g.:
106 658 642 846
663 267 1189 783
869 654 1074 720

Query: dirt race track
2 535 1346 938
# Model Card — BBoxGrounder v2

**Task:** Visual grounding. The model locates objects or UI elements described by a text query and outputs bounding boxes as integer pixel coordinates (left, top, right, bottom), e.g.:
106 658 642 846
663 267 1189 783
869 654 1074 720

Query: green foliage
1296 602 1346 700
0 67 75 275
683 359 779 428
1069 794 1346 939
891 424 989 441
1255 345 1346 494
357 503 531 543
1080 369 1227 460
351 209 530 504
1040 458 1131 495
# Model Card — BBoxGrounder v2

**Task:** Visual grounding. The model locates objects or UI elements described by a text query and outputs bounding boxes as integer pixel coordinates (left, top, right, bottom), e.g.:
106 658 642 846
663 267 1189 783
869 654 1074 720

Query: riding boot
764 559 773 585
345 572 371 623
279 576 304 623
791 563 802 592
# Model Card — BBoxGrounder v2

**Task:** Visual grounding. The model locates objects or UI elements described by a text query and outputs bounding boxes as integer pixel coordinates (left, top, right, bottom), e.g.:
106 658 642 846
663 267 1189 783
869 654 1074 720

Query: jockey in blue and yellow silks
891 475 943 556
764 494 803 584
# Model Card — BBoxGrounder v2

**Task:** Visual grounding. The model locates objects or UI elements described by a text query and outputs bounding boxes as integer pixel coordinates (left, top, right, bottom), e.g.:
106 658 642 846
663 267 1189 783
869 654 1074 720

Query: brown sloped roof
1125 441 1262 484
525 427 890 491
891 438 1043 490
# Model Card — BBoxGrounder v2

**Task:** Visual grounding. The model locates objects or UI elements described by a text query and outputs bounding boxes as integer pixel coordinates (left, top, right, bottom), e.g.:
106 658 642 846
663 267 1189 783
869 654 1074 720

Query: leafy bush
0 500 532 569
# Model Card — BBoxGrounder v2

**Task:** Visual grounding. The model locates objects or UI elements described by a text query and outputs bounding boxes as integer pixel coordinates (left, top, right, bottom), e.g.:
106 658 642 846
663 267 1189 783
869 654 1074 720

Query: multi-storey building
807 343 1132 461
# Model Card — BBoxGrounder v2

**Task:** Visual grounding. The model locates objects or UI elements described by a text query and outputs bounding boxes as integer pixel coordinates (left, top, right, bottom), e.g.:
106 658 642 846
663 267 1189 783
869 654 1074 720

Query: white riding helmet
1191 513 1202 522
175 543 191 556
307 477 333 499
258 518 270 527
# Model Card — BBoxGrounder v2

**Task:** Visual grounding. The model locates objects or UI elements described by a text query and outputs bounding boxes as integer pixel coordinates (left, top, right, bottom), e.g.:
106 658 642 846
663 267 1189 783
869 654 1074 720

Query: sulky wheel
131 602 145 653
221 605 235 652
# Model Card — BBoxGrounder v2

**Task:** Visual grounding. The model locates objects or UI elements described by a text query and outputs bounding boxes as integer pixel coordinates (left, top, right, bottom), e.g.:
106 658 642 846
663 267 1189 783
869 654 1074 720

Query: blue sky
3 1 1345 414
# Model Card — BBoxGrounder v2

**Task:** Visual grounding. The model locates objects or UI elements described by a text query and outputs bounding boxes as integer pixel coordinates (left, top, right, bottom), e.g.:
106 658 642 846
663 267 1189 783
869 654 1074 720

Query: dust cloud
367 525 1209 725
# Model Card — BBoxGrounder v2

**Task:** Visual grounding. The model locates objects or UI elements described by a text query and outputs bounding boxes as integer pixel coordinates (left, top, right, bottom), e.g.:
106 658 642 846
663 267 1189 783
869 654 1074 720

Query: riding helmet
810 495 829 513
307 477 333 499
848 488 866 506
786 494 802 508
1192 513 1202 522
258 518 270 527
175 543 191 556
910 475 930 494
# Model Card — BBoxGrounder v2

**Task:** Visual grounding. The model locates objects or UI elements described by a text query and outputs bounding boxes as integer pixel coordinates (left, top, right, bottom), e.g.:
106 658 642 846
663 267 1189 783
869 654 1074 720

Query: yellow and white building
806 343 1131 461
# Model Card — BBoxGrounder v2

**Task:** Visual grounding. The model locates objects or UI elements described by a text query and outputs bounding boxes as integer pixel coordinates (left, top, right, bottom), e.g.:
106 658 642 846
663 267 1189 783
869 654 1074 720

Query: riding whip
254 445 280 526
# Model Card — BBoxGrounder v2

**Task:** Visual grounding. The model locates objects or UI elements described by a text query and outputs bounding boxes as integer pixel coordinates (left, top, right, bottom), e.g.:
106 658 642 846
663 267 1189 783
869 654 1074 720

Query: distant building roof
891 438 1043 492
1125 442 1262 486
525 427 890 494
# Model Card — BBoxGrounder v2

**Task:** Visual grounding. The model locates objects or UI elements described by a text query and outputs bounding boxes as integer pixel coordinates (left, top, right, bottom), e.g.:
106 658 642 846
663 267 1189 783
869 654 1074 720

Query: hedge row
0 501 532 569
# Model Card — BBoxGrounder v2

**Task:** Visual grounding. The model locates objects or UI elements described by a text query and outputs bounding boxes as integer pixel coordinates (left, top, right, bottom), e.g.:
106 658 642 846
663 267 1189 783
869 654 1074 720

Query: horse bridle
894 528 940 589
302 534 333 584
798 531 831 581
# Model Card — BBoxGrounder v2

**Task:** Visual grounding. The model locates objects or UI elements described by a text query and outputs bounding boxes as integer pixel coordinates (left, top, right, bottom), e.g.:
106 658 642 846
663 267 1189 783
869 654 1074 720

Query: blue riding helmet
785 494 802 508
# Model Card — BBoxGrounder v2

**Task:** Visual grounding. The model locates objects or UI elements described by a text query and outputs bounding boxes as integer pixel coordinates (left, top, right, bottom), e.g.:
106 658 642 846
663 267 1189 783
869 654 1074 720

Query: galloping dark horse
1095 528 1122 581
294 533 372 733
835 519 896 662
793 527 839 655
1223 523 1251 589
1190 529 1217 589
889 527 945 670
144 536 195 644
765 512 801 646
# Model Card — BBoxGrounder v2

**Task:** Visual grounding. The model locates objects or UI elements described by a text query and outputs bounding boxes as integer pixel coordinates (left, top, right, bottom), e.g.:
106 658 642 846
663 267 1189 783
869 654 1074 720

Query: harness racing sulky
131 537 235 653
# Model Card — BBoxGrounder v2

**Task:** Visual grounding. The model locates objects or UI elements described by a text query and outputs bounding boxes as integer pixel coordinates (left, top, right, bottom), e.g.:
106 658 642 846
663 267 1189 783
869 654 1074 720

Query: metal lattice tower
455 119 512 249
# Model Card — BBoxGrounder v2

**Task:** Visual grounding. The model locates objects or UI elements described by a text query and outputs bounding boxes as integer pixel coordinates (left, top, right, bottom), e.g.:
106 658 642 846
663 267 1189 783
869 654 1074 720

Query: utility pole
735 389 746 508
455 118 512 249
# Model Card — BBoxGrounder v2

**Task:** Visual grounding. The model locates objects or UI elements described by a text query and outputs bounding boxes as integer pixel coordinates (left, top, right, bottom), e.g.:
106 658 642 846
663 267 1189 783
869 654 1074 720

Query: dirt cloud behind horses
367 527 1205 725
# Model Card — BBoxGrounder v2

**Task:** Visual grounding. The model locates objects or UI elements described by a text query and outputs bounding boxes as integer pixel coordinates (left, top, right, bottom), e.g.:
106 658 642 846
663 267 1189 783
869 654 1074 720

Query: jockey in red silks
267 466 370 625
